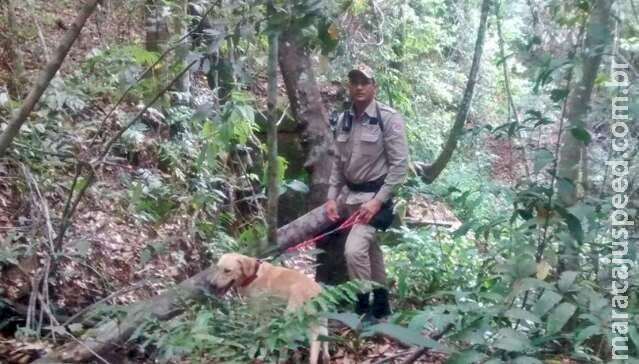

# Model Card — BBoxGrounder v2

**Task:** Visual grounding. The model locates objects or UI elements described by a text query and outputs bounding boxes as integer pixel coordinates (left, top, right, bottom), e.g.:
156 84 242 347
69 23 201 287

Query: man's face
348 73 375 105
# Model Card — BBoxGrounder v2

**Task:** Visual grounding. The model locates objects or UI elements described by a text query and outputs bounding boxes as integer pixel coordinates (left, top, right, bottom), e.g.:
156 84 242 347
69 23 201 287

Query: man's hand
357 198 383 224
324 199 340 222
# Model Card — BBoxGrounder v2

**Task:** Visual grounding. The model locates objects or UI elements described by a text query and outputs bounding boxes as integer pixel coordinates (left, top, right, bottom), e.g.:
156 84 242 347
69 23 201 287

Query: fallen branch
373 349 417 364
0 0 101 156
32 266 216 363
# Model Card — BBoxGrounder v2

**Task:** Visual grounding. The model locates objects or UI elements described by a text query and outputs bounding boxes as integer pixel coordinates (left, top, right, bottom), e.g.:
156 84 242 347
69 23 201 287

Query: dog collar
239 259 262 287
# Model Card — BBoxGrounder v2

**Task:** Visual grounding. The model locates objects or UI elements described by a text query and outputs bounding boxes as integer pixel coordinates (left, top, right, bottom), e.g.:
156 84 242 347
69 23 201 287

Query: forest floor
0 2 528 363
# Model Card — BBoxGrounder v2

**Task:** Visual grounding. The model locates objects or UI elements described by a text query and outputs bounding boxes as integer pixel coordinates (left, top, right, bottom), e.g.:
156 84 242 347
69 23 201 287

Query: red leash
285 211 361 253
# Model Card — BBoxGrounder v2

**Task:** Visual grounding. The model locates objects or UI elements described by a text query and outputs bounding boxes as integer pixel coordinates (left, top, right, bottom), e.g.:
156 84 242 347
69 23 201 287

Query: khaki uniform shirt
327 100 409 205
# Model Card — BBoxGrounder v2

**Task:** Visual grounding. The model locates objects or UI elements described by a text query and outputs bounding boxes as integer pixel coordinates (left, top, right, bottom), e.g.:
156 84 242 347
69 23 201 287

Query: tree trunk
415 0 491 184
556 0 613 272
278 31 346 284
266 29 279 248
144 0 170 86
144 0 170 53
174 0 191 94
557 0 613 206
0 0 101 157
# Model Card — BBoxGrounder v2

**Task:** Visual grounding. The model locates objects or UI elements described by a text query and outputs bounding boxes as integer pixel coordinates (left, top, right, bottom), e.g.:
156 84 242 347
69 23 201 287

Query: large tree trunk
0 0 101 157
144 0 170 53
556 0 613 272
32 207 334 362
414 0 490 184
278 32 347 284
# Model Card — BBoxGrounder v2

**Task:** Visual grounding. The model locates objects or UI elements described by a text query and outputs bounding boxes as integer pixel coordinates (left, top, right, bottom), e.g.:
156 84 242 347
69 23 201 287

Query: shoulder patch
391 120 404 132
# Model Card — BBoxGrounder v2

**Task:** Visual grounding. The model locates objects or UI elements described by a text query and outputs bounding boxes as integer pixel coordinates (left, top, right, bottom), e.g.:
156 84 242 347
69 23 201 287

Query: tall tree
556 0 613 271
278 31 346 283
266 20 279 248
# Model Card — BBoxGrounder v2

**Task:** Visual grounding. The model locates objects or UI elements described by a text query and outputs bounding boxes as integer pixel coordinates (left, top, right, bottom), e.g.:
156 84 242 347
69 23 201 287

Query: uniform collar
349 100 377 119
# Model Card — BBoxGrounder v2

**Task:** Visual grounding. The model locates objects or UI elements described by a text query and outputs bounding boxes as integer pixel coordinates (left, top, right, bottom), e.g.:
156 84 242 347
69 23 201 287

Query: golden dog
208 253 329 364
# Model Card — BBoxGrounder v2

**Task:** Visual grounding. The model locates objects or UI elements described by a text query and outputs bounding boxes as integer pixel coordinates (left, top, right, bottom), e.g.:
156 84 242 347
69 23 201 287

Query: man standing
324 64 409 320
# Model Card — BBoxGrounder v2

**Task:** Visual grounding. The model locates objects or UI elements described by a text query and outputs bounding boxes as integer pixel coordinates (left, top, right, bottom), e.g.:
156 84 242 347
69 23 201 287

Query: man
324 64 409 320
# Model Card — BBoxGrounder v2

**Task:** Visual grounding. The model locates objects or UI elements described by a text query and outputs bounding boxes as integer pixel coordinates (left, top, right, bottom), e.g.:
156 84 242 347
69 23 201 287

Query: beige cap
348 63 374 80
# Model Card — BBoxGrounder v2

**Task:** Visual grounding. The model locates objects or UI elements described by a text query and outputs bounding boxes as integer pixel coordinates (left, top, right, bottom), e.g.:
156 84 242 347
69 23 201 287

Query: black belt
345 175 394 231
346 175 386 193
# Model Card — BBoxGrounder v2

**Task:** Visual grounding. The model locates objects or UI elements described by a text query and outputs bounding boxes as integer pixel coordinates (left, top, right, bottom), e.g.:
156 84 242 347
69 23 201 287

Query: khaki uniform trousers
340 202 387 286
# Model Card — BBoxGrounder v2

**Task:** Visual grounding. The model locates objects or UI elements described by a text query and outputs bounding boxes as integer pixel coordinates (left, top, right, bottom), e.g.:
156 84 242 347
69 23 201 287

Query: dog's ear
238 256 258 279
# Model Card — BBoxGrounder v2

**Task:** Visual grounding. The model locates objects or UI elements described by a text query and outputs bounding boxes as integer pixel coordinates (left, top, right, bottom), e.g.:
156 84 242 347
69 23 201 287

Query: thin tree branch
419 0 491 183
535 22 586 263
266 13 279 248
495 0 531 182
398 323 454 364
0 0 101 156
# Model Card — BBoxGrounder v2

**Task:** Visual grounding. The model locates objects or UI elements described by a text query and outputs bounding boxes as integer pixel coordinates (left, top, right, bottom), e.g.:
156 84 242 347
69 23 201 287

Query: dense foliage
0 0 637 362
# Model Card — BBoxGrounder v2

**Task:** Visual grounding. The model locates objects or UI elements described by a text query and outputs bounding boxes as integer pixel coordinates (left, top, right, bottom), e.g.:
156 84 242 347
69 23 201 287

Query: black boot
354 292 370 316
371 288 391 319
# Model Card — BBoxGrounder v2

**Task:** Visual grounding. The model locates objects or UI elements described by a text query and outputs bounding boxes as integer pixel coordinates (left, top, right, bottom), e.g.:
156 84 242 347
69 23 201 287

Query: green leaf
74 177 88 194
493 328 531 352
532 290 562 317
575 324 601 344
140 248 152 265
447 350 486 364
71 239 90 257
364 323 439 349
323 312 360 330
533 149 554 173
514 254 538 279
558 271 579 292
509 278 554 299
570 126 592 145
550 89 569 102
124 46 159 65
557 178 576 201
628 324 639 350
504 308 542 323
547 303 576 335
192 333 223 343
568 202 596 221
513 356 543 364
452 222 473 238
555 206 584 244
285 179 309 193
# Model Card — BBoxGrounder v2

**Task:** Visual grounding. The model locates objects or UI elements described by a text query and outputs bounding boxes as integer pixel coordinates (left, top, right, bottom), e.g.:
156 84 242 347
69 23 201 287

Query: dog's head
209 253 260 295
